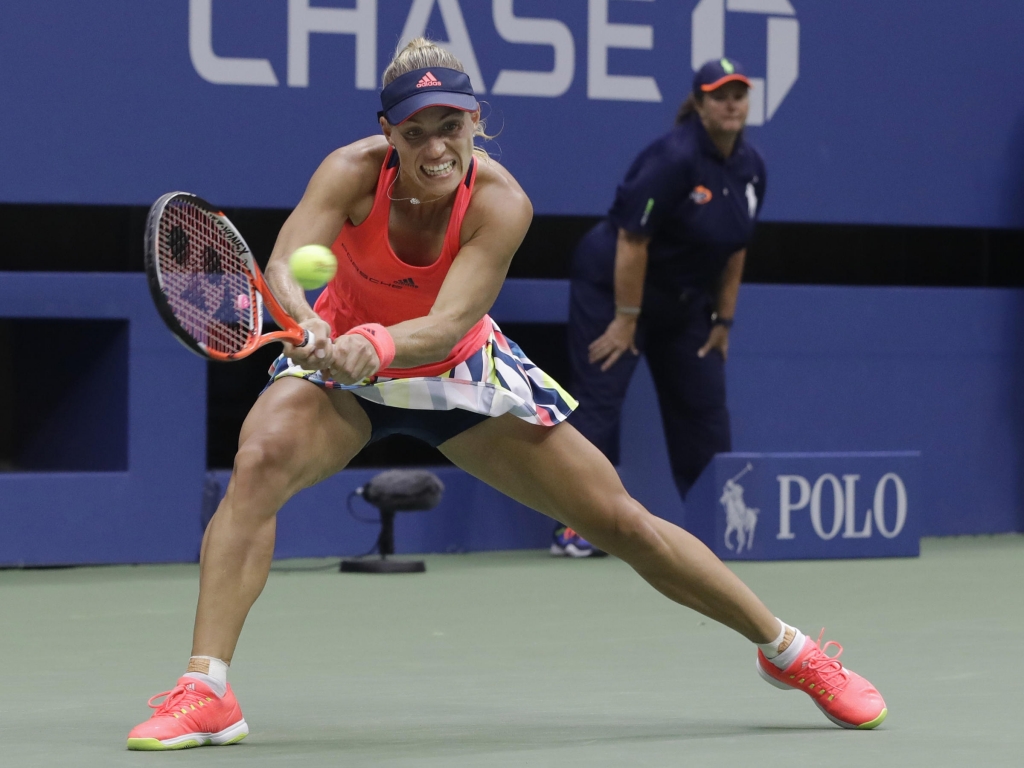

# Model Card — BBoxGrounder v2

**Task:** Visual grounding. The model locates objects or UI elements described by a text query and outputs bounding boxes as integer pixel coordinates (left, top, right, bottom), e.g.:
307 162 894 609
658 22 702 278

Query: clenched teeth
423 160 456 176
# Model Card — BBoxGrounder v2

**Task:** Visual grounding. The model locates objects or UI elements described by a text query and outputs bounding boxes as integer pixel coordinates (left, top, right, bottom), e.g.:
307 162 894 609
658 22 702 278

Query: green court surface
2 535 1021 767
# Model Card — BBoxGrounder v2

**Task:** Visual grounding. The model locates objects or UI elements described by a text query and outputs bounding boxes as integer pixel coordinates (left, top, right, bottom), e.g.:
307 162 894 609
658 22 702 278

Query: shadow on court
260 719 835 753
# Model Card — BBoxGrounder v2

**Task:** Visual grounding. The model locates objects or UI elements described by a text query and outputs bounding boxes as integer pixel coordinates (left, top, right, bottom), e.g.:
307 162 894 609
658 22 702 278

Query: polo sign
686 453 921 560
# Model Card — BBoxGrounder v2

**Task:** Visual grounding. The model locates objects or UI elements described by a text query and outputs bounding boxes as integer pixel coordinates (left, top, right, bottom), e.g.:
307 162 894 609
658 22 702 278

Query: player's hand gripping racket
145 192 312 361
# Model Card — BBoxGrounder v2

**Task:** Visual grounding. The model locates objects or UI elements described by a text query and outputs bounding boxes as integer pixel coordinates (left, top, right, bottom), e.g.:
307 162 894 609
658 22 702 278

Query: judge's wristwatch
711 312 734 329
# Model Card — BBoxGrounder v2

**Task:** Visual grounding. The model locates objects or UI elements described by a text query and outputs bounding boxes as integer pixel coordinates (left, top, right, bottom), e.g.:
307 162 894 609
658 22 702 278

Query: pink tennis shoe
126 676 248 750
757 630 887 729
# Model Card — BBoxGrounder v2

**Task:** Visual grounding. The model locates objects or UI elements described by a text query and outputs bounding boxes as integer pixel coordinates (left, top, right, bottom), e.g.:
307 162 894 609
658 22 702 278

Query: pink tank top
314 147 491 378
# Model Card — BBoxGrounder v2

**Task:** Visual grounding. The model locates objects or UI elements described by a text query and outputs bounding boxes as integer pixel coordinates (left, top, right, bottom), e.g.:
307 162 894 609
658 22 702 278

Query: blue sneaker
550 526 607 558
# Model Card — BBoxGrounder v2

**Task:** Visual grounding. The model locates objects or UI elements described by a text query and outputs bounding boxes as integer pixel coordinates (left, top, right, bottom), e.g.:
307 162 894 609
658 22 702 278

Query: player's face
386 107 479 195
698 82 750 135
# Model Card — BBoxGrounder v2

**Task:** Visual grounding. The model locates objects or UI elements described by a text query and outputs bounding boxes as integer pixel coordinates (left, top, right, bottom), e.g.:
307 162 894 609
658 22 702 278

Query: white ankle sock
184 656 228 697
757 620 806 669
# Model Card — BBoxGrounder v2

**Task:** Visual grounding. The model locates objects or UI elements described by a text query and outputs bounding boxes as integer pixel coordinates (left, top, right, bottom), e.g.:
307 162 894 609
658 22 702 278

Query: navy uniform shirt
604 114 766 316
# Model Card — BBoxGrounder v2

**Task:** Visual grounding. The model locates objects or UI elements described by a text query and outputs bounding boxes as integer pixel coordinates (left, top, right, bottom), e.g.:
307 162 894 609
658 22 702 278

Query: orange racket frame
145 192 312 361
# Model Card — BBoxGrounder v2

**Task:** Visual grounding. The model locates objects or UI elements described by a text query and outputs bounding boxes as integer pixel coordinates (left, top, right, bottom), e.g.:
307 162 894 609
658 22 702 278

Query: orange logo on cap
690 186 713 205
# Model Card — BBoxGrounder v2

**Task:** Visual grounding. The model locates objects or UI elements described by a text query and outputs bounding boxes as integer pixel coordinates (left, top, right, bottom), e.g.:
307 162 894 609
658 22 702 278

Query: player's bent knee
231 436 307 496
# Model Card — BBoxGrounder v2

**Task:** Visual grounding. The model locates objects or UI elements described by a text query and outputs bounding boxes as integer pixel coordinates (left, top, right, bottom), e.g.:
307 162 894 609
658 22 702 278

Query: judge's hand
588 315 640 372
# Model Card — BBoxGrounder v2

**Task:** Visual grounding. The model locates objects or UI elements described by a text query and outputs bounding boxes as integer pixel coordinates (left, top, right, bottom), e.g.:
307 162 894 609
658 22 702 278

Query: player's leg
128 377 371 750
441 415 776 642
194 377 371 662
439 416 887 728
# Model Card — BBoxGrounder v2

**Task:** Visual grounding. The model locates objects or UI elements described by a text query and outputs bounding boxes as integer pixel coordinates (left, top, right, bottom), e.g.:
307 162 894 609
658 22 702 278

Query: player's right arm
264 137 385 366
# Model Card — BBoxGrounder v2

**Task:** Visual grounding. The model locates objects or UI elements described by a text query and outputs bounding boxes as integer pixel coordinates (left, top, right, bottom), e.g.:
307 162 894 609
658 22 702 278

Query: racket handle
300 330 315 348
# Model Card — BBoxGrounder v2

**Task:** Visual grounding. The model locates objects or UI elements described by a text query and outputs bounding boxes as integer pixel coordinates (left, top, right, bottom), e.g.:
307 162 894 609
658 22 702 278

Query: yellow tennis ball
289 245 337 290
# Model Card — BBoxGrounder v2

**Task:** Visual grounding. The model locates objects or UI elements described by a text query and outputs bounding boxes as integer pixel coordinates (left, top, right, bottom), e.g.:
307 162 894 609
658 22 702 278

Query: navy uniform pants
568 223 731 500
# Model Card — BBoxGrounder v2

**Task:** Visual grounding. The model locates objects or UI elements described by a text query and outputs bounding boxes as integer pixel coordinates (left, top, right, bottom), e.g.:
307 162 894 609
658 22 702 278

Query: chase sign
686 452 921 560
5 1 1023 227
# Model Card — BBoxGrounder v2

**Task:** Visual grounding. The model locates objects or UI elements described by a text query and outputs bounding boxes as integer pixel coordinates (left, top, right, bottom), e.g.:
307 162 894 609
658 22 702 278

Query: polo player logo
721 463 759 553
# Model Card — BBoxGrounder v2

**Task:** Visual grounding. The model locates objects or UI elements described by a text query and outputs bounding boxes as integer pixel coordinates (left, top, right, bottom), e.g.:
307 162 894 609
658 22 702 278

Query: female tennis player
127 40 886 750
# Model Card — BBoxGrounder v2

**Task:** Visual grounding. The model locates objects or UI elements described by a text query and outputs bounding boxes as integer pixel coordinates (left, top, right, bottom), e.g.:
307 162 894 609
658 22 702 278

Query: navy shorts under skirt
354 396 490 447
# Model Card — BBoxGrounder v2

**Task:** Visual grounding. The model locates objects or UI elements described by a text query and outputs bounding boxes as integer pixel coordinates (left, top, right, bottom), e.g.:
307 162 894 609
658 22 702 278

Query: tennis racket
145 192 312 361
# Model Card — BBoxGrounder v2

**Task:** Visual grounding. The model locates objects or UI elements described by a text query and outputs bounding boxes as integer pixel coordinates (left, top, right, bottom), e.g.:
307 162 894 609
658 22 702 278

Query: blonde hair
382 38 495 152
382 38 464 86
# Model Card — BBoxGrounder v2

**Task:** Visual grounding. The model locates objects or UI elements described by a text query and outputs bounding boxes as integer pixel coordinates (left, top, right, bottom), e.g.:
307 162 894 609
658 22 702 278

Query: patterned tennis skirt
266 320 577 427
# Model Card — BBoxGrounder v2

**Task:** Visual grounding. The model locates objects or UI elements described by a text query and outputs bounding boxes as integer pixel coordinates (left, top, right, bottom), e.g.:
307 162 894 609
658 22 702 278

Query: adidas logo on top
416 71 442 88
395 277 418 287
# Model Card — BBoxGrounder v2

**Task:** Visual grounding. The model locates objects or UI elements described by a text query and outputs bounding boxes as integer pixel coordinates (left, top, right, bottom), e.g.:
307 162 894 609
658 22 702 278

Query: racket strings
157 201 257 355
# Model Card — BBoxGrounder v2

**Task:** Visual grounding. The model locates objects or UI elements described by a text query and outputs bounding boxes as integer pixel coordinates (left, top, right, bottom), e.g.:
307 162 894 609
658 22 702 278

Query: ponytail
675 93 701 125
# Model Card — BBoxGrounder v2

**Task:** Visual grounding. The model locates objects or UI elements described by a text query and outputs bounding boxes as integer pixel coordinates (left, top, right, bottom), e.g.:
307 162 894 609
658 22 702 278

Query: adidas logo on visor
416 71 442 88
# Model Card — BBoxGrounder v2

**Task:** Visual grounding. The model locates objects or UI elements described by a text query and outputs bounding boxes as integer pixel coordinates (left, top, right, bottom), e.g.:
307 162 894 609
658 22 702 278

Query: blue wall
0 274 1021 564
3 1 1024 226
0 274 207 565
619 284 1024 537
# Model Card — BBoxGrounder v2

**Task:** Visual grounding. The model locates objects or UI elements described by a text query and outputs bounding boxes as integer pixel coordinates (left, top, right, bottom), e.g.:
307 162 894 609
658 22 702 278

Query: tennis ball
289 244 337 290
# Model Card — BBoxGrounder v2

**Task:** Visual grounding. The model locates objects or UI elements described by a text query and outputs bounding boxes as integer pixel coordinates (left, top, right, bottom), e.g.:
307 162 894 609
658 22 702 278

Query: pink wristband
345 323 396 370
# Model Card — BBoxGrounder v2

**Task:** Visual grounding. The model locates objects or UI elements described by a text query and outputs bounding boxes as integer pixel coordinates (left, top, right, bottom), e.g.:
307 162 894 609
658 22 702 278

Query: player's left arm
327 172 532 382
391 198 530 367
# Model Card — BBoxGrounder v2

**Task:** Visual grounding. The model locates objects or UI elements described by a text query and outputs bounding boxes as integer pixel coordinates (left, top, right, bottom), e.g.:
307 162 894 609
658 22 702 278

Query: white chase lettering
189 0 787 105
587 0 661 102
400 0 486 93
690 0 799 125
288 0 377 89
188 0 279 86
187 0 377 89
492 0 575 98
